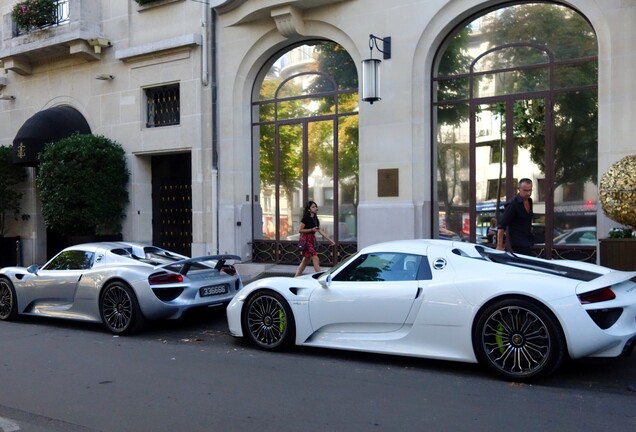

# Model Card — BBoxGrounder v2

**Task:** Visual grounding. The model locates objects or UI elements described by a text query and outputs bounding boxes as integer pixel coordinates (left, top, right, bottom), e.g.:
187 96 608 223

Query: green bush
134 0 161 5
36 134 129 236
0 146 28 237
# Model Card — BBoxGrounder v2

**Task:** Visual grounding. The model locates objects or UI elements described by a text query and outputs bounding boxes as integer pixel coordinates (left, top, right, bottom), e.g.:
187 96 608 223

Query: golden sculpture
600 155 636 228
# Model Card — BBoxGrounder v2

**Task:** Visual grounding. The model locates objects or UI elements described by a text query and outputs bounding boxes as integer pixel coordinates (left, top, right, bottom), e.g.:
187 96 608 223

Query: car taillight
221 266 237 276
578 287 616 304
148 272 184 285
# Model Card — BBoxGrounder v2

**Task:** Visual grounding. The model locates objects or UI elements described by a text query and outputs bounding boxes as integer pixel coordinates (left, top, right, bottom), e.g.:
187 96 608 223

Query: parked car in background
227 239 636 381
532 224 563 244
553 226 597 245
439 227 462 241
0 242 242 334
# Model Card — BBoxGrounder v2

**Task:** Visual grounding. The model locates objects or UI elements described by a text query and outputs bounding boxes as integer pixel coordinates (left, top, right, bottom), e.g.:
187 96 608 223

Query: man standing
496 178 534 255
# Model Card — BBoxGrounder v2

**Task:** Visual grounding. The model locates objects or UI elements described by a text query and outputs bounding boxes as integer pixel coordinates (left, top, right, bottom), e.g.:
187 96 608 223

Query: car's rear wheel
474 298 565 382
99 282 145 335
243 290 295 351
0 277 18 321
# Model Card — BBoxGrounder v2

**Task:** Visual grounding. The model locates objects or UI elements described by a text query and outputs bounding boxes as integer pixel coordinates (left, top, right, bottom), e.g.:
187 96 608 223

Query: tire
242 290 295 351
0 277 18 321
99 282 145 335
473 298 565 382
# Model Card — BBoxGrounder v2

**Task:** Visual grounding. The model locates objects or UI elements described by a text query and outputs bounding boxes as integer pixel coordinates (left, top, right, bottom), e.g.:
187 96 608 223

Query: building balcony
0 0 109 75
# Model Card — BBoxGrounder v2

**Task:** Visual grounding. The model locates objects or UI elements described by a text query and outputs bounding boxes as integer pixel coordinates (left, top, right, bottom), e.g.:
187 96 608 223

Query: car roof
62 241 149 250
358 239 454 255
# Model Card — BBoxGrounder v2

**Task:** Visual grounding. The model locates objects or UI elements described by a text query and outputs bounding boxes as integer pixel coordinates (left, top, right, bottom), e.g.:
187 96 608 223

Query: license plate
200 284 229 297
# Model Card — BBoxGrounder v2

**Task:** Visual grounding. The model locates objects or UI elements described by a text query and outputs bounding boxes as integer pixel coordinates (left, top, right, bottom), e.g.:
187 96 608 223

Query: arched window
433 2 598 260
252 41 359 265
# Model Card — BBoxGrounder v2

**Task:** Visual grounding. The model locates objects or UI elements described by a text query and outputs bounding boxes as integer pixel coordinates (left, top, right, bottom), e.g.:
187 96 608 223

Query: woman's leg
311 254 321 272
295 256 310 277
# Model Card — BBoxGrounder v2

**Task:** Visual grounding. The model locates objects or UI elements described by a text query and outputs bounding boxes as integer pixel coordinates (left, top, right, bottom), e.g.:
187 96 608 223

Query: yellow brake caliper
278 309 286 333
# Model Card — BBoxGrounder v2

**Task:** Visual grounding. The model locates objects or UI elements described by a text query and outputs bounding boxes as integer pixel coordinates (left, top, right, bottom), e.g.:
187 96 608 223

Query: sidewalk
235 263 329 284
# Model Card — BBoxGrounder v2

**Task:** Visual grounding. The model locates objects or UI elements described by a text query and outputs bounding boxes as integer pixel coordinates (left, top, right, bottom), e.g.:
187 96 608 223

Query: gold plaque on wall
378 168 399 197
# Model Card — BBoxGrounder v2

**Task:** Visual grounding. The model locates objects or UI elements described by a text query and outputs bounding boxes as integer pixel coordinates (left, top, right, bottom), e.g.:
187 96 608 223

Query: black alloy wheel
474 298 565 381
99 282 144 335
0 278 18 320
243 290 295 351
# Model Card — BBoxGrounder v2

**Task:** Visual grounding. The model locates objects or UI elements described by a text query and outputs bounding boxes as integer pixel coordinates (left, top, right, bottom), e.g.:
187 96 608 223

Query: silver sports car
0 242 242 334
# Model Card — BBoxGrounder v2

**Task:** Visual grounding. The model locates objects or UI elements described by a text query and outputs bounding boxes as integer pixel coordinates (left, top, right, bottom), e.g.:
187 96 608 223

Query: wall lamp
95 74 114 80
0 94 15 100
361 34 391 104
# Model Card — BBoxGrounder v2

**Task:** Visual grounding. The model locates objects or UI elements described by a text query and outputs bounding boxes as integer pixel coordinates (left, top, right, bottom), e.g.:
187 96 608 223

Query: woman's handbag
298 236 309 252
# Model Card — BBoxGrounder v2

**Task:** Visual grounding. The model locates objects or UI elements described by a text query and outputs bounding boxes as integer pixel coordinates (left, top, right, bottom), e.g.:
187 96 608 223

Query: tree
36 134 129 236
258 77 306 199
0 146 28 236
436 27 472 230
480 3 598 187
308 42 359 206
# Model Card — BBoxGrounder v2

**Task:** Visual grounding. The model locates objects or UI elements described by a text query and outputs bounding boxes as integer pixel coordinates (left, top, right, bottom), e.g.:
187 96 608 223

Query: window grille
145 84 180 128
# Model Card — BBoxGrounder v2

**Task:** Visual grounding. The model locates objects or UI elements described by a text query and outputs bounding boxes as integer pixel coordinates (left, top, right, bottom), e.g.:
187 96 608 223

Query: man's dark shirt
498 194 533 250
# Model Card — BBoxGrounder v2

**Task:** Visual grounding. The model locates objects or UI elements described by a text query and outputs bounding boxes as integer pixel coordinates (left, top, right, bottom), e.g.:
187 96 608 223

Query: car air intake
586 308 623 330
152 287 184 302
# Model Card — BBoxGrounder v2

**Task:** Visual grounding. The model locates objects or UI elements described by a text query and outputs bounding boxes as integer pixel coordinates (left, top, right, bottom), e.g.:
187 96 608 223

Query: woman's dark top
301 215 319 230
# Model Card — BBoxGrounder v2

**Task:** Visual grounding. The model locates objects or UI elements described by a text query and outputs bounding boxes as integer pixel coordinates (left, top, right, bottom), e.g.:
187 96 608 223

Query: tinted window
44 250 95 270
333 253 425 282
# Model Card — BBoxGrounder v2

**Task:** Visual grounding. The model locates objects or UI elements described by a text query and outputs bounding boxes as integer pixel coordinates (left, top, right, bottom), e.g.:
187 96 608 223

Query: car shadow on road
11 311 636 394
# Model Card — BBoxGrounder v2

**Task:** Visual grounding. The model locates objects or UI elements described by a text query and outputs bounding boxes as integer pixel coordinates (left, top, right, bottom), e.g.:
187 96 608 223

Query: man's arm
496 200 515 251
496 228 505 250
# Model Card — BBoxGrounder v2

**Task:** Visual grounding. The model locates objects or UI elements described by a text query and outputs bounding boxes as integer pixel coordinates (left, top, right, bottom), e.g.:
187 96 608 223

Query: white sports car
227 239 636 381
0 242 242 334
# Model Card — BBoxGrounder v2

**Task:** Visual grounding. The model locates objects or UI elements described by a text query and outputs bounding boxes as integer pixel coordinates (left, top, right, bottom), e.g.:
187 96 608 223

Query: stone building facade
0 0 634 266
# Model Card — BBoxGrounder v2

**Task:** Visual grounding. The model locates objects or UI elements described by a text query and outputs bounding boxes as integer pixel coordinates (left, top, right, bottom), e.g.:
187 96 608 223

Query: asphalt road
1 309 635 432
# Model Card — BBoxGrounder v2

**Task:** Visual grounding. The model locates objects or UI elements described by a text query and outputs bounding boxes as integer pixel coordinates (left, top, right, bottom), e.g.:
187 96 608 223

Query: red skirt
300 233 317 258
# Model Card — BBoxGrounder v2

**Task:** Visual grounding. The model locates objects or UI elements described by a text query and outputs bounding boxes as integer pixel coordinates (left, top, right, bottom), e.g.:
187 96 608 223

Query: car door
308 252 425 333
30 249 95 304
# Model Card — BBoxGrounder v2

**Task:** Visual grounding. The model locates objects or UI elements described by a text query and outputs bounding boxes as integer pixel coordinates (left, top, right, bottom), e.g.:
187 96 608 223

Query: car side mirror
27 264 39 275
318 272 331 288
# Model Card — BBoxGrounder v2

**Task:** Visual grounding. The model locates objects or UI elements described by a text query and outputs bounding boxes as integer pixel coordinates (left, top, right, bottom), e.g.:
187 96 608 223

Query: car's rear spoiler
158 255 242 275
576 270 636 294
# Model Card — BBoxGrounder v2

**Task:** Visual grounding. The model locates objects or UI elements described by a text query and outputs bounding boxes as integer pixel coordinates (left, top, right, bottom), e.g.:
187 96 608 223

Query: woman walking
294 201 335 277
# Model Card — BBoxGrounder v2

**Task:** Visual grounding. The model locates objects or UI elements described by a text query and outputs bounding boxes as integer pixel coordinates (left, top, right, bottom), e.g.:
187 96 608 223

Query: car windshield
323 254 356 276
470 246 601 281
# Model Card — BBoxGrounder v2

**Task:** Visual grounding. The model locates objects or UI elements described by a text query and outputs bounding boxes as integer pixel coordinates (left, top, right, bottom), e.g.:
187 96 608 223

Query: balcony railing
1 0 108 74
13 0 70 36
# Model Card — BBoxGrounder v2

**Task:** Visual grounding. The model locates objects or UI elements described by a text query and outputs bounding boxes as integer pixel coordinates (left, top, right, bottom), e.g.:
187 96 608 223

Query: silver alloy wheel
480 305 551 377
101 284 134 332
246 293 290 349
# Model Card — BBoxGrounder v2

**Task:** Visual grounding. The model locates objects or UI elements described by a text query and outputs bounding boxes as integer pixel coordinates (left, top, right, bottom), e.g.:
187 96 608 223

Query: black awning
13 106 91 166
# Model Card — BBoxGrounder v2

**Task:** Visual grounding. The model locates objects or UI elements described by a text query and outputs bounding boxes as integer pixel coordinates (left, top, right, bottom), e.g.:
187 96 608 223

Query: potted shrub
0 146 28 266
36 134 129 240
11 0 57 33
599 155 636 270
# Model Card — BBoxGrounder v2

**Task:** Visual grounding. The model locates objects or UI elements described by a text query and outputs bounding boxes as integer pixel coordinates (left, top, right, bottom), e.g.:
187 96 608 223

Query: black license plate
200 284 229 297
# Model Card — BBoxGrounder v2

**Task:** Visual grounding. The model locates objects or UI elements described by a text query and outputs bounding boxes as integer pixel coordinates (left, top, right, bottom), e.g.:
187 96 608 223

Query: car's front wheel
243 290 295 351
0 277 18 321
474 298 565 381
99 282 145 335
